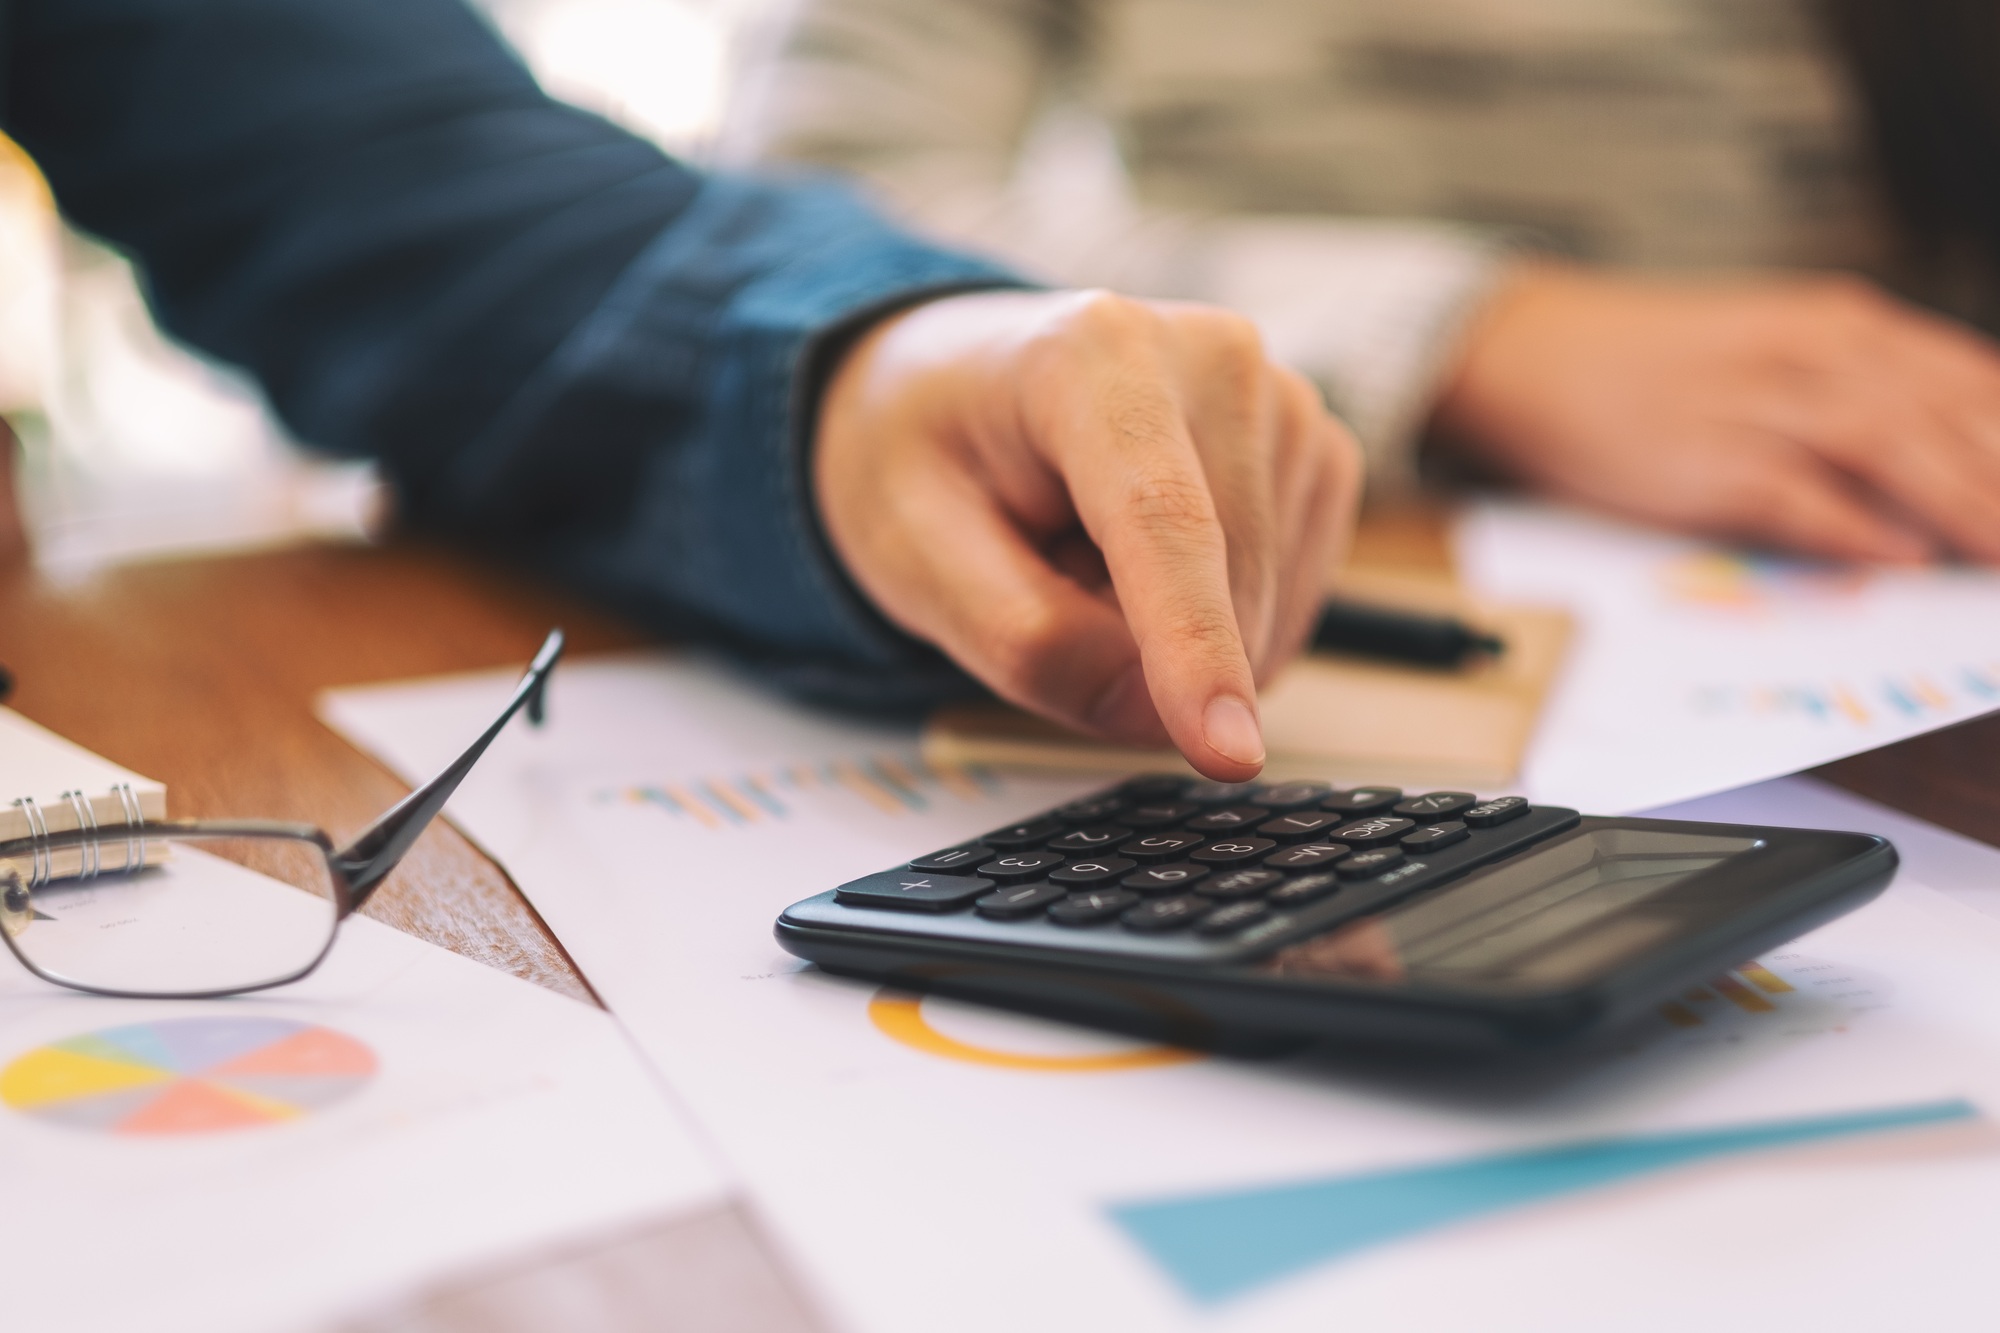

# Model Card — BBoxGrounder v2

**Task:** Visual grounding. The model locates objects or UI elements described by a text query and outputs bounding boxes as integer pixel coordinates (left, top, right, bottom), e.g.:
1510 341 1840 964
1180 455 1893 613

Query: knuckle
1122 468 1219 536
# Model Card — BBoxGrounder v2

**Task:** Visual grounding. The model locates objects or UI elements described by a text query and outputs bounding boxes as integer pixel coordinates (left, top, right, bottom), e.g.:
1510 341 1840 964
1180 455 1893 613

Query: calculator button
1401 821 1469 852
1118 775 1190 800
908 844 993 874
1048 825 1131 853
1337 847 1406 879
974 882 1067 920
982 818 1065 848
1055 796 1128 823
1248 781 1335 811
1267 872 1342 907
1048 889 1139 926
1119 831 1205 862
1122 862 1210 894
1198 868 1281 900
1463 796 1531 828
1393 792 1476 822
1122 895 1209 933
835 871 995 913
1190 838 1278 865
1327 816 1415 848
1050 857 1137 886
1257 811 1340 842
1195 901 1272 938
1265 841 1351 871
977 851 1067 881
1188 805 1271 833
1117 801 1201 829
1182 780 1262 805
1320 787 1402 816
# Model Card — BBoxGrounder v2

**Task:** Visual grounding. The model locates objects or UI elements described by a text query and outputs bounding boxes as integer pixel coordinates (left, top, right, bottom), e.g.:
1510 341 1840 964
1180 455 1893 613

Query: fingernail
1202 695 1265 767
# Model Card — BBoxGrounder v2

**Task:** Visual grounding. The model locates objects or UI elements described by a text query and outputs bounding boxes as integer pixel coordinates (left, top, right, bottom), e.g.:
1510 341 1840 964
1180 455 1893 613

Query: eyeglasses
0 630 563 999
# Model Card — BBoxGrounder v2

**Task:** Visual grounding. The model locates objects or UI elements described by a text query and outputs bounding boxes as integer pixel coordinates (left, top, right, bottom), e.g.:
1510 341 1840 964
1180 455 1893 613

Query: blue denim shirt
0 0 1020 708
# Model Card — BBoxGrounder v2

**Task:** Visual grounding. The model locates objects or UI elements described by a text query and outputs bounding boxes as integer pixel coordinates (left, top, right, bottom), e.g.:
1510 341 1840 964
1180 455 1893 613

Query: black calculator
775 775 1897 1052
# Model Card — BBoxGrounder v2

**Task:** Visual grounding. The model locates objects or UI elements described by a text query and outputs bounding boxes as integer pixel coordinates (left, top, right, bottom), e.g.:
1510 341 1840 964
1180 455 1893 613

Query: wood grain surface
0 538 647 1003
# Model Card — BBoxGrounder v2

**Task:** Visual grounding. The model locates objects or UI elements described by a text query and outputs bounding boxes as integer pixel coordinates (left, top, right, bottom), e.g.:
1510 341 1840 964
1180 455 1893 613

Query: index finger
1023 296 1266 780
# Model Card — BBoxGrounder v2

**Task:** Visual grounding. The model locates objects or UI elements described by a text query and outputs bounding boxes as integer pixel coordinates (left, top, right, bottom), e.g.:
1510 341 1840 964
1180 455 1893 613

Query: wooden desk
6 508 2000 1332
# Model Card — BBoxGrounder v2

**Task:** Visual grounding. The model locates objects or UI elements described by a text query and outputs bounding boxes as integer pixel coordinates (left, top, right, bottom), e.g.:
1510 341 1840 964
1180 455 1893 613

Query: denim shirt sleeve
0 0 1021 710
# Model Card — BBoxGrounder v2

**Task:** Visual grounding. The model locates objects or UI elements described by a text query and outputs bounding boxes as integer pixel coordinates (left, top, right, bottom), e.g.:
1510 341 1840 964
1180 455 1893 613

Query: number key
1190 837 1277 865
1055 795 1127 823
1248 781 1334 811
1258 811 1340 841
1050 857 1137 886
1048 825 1130 852
978 850 1066 881
1122 862 1211 894
1188 805 1271 833
1120 831 1204 862
1117 801 1201 828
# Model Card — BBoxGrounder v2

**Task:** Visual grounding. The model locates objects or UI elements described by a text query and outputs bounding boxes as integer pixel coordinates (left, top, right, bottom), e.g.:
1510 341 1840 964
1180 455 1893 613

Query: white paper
0 733 730 1333
1459 501 2000 812
326 657 2000 1333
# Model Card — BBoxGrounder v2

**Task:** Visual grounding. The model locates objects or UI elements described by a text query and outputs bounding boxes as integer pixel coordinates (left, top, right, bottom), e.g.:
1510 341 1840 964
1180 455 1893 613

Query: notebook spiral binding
7 783 149 888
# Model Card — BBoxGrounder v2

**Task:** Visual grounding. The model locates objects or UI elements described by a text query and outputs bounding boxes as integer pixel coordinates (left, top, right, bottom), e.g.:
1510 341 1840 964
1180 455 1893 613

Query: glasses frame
0 628 564 1000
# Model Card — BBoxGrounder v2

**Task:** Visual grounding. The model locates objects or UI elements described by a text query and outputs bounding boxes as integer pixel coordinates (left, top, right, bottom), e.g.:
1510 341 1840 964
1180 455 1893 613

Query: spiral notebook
0 708 166 878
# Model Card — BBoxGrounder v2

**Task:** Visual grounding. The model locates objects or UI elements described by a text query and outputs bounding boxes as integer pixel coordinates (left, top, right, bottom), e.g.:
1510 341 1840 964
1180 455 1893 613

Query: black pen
1310 597 1505 669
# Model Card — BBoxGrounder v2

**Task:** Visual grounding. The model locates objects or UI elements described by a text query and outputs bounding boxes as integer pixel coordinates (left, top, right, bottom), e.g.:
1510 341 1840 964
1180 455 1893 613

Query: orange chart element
0 1016 375 1135
868 990 1202 1073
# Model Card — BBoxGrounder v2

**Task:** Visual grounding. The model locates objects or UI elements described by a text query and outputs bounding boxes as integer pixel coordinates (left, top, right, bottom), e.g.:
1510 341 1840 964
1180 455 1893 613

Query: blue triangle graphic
1109 1099 1977 1304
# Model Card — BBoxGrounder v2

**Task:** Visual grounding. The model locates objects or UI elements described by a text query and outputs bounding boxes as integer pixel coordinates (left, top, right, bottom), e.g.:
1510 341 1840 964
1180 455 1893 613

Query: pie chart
0 1016 376 1135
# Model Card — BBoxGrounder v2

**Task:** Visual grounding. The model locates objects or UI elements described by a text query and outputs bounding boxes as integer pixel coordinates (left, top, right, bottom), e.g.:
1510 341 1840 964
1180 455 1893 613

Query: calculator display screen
1262 829 1760 991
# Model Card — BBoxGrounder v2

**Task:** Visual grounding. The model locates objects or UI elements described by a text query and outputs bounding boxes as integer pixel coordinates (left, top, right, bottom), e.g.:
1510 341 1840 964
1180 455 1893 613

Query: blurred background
0 0 769 578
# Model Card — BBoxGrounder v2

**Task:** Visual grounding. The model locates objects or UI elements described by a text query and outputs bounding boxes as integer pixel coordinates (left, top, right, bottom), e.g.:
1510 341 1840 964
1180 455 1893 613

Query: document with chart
327 657 2000 1333
1460 501 2000 812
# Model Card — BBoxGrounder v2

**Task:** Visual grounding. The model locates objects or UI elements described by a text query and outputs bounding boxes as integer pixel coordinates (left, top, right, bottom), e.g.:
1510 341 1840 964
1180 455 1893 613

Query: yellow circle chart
868 990 1202 1073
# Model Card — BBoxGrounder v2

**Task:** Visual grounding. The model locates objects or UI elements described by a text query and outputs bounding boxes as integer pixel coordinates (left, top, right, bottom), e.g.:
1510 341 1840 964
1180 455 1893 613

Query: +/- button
835 870 995 912
1267 872 1342 907
1393 791 1476 822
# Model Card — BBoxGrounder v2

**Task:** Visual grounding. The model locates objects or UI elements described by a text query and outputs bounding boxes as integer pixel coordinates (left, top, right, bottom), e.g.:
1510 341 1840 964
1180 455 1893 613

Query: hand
1434 265 2000 564
813 289 1361 781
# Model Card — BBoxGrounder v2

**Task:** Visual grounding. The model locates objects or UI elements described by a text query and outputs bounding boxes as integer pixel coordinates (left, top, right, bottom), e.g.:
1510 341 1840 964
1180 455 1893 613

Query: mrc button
835 870 994 912
1327 816 1415 847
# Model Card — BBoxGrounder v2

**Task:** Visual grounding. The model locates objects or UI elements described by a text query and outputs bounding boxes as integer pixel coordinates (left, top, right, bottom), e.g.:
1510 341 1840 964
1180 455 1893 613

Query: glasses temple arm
333 628 563 904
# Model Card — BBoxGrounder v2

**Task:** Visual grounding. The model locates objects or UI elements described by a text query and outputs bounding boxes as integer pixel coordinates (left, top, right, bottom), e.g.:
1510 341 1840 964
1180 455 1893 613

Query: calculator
775 775 1896 1052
